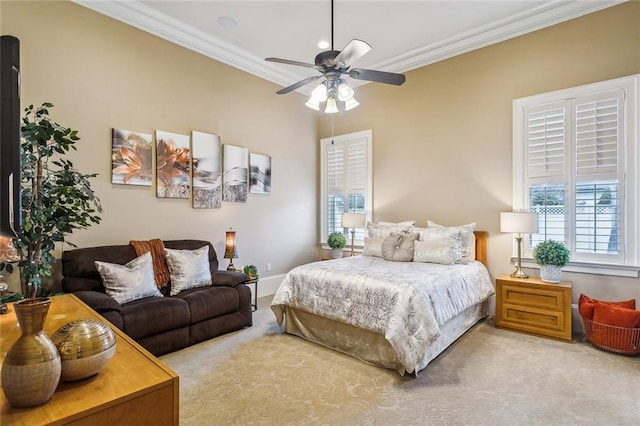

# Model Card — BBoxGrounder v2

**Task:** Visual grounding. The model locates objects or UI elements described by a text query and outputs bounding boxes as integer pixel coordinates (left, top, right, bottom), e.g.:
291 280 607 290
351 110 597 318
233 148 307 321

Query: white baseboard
250 274 285 300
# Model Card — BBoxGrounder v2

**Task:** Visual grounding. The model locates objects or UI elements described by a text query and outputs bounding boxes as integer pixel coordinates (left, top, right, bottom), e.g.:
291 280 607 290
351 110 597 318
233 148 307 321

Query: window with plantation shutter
321 130 372 245
513 75 639 275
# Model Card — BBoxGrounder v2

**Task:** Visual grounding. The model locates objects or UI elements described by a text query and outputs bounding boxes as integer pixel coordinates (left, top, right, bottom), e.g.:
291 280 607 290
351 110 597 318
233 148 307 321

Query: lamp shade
500 212 538 234
341 212 366 229
224 230 238 259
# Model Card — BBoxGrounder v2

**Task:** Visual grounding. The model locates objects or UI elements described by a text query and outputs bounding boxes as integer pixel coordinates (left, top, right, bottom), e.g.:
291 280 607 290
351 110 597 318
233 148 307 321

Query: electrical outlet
266 263 272 272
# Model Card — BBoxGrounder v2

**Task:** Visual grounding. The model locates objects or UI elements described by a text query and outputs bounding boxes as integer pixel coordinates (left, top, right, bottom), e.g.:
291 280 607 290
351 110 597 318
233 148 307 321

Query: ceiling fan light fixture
305 97 321 111
310 83 328 102
324 97 339 114
337 82 354 102
345 97 360 111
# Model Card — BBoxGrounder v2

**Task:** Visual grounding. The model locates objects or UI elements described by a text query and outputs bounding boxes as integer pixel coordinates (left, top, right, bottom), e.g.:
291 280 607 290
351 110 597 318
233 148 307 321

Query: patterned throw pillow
165 246 212 296
382 232 420 262
417 227 465 264
413 240 456 265
362 238 385 258
427 221 476 262
95 252 163 305
367 222 415 239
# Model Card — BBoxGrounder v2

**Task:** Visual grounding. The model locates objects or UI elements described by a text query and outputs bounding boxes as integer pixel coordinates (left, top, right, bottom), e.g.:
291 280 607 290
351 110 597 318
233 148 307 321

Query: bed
271 225 494 376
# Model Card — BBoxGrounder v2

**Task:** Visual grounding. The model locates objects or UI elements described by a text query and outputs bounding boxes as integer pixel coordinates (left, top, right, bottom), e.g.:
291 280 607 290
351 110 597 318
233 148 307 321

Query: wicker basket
581 316 640 356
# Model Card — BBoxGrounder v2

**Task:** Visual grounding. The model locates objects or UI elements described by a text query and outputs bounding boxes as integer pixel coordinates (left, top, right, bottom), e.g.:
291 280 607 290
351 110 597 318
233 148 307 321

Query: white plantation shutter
575 90 624 177
515 75 638 269
526 102 568 181
573 90 625 258
321 130 372 244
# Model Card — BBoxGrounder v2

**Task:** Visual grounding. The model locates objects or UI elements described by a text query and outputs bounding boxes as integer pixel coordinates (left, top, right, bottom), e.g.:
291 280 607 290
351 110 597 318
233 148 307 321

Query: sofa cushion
95 252 163 304
165 246 212 296
175 285 240 324
120 296 190 340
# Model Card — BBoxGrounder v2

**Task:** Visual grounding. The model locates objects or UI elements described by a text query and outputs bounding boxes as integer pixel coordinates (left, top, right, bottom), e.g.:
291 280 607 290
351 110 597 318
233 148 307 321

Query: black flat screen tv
0 35 22 238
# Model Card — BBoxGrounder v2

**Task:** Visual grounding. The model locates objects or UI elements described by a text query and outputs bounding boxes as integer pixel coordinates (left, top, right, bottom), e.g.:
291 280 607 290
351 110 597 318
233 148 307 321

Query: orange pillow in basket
590 302 640 353
578 293 636 320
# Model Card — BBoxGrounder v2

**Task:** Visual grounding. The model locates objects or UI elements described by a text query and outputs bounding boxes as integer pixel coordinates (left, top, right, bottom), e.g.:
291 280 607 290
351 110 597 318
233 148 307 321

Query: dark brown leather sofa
61 240 252 356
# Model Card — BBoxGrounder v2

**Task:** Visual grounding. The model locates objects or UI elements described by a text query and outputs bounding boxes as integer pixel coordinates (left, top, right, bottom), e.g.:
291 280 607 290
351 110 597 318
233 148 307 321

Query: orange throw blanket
129 238 170 289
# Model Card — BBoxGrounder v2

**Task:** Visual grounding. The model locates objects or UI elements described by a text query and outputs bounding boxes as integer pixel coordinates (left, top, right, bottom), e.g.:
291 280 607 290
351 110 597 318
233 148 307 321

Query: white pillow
377 220 416 226
413 240 456 265
367 222 415 239
165 246 212 296
426 221 476 262
362 237 384 257
417 227 465 264
95 252 163 304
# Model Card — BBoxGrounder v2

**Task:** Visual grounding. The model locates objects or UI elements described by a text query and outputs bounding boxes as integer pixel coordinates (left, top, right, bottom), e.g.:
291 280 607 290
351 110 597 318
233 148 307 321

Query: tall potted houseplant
532 240 570 283
0 103 103 298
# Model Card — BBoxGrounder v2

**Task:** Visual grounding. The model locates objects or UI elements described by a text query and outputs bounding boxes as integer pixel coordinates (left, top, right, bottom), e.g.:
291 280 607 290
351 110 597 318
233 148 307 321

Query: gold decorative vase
51 319 117 381
1 297 62 407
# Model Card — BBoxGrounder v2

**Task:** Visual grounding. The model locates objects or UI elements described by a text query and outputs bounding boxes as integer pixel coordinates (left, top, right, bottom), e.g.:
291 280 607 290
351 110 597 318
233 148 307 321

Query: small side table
246 277 258 312
495 274 573 342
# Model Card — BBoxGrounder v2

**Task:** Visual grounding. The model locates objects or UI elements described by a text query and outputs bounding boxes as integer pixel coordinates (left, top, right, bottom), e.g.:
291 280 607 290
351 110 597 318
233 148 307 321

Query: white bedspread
271 256 494 374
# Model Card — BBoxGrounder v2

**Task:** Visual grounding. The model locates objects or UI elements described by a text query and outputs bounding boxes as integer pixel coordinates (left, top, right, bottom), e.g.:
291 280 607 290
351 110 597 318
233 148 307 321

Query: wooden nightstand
495 274 572 342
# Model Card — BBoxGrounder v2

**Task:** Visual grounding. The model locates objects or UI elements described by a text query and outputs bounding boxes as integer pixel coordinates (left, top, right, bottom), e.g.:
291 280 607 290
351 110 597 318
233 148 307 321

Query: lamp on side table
341 212 366 257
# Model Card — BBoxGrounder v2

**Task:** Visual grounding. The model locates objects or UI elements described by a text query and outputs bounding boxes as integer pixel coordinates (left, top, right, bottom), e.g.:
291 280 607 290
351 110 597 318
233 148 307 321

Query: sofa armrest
74 290 121 313
210 270 250 287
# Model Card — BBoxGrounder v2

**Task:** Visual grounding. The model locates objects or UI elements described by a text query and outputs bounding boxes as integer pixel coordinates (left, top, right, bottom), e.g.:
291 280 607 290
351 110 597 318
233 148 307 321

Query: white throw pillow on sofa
165 245 213 296
95 252 163 304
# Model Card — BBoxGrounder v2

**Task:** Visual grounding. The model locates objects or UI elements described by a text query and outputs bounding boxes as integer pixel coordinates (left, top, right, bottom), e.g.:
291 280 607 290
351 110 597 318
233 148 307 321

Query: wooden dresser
495 274 572 342
1 294 179 425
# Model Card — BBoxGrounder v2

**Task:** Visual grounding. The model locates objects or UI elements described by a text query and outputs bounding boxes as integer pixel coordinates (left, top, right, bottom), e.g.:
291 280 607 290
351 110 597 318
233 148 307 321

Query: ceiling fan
265 0 406 112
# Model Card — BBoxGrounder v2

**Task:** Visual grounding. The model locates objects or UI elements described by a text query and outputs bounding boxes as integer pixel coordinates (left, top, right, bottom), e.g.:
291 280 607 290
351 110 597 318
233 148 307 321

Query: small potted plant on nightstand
327 232 347 259
532 240 570 283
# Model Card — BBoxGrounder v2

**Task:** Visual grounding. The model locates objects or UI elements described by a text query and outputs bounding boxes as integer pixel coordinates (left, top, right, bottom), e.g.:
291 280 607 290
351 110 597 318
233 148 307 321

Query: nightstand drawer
500 303 567 335
499 282 566 312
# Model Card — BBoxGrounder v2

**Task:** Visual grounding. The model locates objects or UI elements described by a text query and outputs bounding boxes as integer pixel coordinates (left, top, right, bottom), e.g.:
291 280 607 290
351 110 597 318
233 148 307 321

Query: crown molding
375 0 627 74
73 0 627 91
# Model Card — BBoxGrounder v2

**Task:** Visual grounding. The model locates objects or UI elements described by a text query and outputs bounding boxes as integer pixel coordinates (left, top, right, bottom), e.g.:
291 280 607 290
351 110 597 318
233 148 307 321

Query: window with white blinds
320 130 372 245
513 75 639 271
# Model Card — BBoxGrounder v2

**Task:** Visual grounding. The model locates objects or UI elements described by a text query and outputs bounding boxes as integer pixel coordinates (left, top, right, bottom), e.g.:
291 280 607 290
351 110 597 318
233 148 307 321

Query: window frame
320 129 373 246
512 74 639 277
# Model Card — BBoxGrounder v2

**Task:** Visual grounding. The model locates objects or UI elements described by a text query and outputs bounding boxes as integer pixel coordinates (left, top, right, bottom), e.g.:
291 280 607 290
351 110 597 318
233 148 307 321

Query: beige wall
1 1 318 291
319 2 640 304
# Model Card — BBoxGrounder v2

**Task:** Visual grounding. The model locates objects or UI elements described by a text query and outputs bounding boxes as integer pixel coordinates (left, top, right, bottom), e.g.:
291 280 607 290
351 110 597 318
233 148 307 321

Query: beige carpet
161 297 640 425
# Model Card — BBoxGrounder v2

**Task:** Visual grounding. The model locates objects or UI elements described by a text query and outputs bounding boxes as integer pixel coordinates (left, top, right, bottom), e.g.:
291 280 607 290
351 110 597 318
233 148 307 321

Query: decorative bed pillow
413 240 456 265
377 220 416 226
382 232 419 262
362 238 384 257
367 222 414 239
95 252 163 305
165 246 213 296
417 227 464 264
427 221 476 262
578 293 636 320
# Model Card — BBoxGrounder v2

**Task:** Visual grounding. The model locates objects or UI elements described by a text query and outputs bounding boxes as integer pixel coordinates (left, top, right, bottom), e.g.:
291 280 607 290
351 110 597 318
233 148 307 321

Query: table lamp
224 229 238 271
500 211 538 278
341 212 366 257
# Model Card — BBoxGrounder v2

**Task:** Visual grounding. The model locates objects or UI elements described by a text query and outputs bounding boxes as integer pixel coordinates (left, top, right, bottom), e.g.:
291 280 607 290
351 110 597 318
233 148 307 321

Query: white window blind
321 130 372 244
514 75 639 273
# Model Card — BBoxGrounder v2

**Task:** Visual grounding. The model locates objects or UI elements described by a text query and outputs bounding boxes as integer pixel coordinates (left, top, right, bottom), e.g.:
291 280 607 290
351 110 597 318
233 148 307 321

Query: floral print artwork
111 129 153 186
156 130 191 199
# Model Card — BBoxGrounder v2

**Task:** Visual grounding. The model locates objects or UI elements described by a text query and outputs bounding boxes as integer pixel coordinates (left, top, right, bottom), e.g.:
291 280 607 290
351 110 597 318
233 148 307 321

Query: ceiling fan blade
349 68 406 86
265 57 317 69
334 39 371 67
276 75 324 95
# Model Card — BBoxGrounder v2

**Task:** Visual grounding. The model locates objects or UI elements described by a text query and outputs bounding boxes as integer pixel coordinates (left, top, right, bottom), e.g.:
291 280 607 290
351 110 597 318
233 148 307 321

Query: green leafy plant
243 264 258 278
327 232 347 249
0 103 103 298
532 240 570 266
